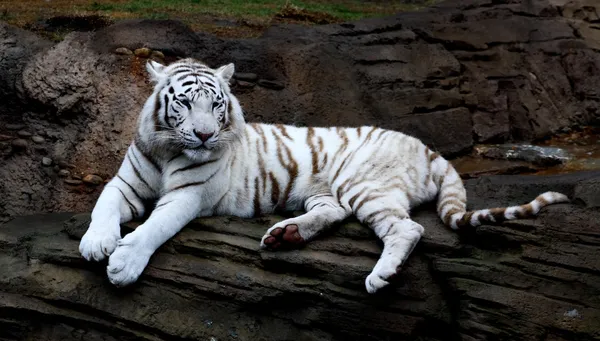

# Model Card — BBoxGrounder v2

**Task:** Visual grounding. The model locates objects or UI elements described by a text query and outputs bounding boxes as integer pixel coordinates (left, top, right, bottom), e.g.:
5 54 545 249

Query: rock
234 72 258 82
5 124 25 130
32 144 47 153
64 179 82 185
10 139 27 150
0 172 598 341
58 169 70 177
133 47 151 58
236 80 255 88
82 174 103 185
472 110 510 143
257 79 285 90
31 135 45 143
17 130 32 138
475 144 572 166
114 47 133 55
150 50 164 60
41 157 52 166
0 134 12 141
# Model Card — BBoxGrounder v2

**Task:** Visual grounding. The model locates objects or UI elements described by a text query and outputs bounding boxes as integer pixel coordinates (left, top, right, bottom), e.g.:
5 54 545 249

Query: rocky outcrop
1 0 600 221
1 172 599 340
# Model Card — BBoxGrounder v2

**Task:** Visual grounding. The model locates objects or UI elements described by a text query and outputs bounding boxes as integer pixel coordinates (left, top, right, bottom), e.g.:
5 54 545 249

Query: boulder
0 172 599 340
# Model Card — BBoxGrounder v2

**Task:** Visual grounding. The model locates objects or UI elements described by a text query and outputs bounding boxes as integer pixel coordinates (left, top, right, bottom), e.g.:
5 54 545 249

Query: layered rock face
1 173 599 340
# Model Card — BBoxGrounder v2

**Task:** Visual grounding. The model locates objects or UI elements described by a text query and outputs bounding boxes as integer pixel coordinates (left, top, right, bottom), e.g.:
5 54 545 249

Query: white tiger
79 58 569 293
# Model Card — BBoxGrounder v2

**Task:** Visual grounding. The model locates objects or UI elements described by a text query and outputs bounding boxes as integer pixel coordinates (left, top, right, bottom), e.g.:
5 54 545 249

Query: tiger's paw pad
260 224 305 250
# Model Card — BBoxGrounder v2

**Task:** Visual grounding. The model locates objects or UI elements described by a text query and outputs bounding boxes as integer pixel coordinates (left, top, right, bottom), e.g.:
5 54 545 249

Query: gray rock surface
0 172 598 340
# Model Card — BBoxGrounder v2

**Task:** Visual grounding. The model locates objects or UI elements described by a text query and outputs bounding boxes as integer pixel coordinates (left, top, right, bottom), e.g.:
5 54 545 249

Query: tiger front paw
260 223 305 250
79 222 121 262
107 232 153 287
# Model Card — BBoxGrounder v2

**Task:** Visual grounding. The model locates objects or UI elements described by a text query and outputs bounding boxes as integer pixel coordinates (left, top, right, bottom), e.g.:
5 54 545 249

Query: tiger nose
194 130 214 142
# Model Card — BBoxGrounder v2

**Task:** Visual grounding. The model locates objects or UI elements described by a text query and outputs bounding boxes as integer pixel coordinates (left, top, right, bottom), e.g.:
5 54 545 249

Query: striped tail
431 155 570 230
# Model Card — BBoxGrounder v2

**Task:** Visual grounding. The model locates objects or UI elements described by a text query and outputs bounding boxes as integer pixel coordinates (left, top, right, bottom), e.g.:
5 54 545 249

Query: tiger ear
216 63 235 83
146 60 166 83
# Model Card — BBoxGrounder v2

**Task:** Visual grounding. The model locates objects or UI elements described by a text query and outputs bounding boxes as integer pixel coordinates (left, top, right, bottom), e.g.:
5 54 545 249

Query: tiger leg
107 190 201 286
260 194 351 250
354 193 424 294
79 143 159 262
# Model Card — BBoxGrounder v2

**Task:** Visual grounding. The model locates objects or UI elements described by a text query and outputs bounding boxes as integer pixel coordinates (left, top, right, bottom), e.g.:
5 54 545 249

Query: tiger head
141 58 245 157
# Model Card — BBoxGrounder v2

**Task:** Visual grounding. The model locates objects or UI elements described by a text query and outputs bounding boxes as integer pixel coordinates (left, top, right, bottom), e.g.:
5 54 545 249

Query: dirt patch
274 3 341 25
24 14 114 41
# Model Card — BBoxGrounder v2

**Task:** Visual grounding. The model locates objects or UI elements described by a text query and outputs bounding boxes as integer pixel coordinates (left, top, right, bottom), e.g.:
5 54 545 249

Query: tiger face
145 59 238 155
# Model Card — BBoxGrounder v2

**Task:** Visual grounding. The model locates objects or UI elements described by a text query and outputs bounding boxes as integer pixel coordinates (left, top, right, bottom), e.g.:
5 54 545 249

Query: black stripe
127 152 152 191
155 200 173 210
134 137 162 174
177 73 194 82
171 68 194 75
168 167 220 192
116 174 143 202
180 99 191 111
171 158 219 175
163 94 171 127
152 92 162 132
168 153 182 163
182 81 195 87
112 186 138 218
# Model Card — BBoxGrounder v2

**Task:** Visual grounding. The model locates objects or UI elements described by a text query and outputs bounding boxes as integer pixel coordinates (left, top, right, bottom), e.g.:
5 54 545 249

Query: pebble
257 79 285 90
46 131 59 139
32 145 47 153
31 135 45 143
150 50 165 60
83 174 103 185
234 72 258 82
42 157 53 166
236 80 256 88
11 139 27 150
134 47 151 58
0 134 12 141
64 179 83 186
6 124 25 130
58 169 71 177
17 130 32 138
115 47 133 55
72 175 82 180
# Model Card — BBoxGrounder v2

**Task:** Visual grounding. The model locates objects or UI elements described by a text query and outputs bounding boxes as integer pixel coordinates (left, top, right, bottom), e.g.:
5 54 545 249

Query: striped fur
79 59 570 294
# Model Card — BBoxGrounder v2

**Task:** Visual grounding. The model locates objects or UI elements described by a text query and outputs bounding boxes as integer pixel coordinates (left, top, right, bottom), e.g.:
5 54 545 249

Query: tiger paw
365 264 402 294
260 224 305 250
107 232 152 287
79 223 121 262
